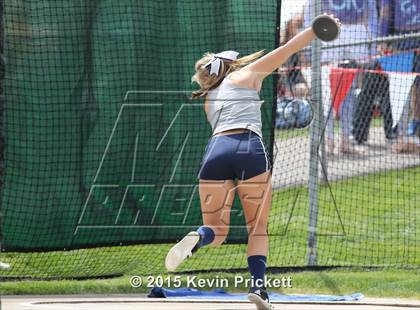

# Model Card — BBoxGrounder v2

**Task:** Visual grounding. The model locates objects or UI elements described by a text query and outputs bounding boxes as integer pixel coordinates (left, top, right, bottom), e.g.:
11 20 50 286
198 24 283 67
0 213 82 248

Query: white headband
202 50 239 76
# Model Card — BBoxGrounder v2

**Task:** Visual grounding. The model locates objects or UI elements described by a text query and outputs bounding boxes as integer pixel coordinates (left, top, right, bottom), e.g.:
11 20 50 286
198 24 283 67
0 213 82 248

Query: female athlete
165 14 340 310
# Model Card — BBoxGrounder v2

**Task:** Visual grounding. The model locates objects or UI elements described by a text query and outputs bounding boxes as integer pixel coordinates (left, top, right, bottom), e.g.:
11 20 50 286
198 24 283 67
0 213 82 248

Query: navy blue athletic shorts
198 131 271 180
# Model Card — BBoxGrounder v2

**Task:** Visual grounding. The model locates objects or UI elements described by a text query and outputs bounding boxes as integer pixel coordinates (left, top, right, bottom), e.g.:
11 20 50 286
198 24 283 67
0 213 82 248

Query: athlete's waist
211 130 263 143
212 124 262 138
213 128 252 136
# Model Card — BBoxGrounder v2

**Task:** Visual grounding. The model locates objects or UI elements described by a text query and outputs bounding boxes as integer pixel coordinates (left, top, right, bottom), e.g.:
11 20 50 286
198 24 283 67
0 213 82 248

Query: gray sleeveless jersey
206 78 263 137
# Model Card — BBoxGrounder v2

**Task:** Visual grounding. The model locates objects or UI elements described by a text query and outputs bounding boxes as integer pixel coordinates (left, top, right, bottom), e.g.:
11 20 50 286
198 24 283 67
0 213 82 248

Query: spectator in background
353 0 420 145
379 0 420 51
407 52 420 138
381 0 420 133
379 0 420 152
407 54 420 137
400 51 420 139
303 0 379 153
351 61 395 146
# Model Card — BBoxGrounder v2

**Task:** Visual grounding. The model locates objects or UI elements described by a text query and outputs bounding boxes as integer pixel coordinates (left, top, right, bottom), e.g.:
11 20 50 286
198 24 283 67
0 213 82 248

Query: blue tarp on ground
148 287 364 302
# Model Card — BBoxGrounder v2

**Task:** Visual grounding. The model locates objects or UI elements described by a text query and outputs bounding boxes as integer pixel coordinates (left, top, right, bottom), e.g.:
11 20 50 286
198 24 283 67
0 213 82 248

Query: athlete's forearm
282 27 316 57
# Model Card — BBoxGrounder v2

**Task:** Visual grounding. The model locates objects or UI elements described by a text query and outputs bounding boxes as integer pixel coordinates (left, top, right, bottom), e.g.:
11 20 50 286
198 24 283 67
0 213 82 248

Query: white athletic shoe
248 288 274 310
165 231 200 272
0 261 10 270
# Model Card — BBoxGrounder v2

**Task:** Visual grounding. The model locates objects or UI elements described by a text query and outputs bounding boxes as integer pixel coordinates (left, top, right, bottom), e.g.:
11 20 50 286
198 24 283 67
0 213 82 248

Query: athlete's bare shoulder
225 69 261 92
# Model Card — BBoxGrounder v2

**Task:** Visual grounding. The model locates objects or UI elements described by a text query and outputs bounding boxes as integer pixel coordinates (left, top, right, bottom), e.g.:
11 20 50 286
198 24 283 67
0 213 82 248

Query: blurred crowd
277 0 420 154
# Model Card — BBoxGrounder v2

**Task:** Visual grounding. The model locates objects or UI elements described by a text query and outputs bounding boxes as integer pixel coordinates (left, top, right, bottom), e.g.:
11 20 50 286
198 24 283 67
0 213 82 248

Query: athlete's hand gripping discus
312 13 341 42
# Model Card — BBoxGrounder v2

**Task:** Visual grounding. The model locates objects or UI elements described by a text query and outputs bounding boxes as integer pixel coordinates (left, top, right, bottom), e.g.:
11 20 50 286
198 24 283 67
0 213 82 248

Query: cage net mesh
0 0 419 280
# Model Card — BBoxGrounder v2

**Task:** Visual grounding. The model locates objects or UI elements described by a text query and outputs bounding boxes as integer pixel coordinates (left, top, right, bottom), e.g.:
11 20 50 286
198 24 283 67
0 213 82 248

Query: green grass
1 166 419 297
275 126 309 140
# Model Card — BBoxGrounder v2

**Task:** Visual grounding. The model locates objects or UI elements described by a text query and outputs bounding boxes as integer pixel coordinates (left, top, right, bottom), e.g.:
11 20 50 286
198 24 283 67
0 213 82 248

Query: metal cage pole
307 0 323 266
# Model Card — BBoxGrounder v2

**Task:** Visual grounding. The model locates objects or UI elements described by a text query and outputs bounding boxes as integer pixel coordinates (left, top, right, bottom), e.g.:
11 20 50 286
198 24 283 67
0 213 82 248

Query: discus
312 13 341 42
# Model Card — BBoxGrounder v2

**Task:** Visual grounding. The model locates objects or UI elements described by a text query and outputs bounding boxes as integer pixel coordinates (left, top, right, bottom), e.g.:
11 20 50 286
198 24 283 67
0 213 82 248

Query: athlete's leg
237 171 272 290
165 181 235 271
198 179 236 247
237 170 272 310
237 171 271 256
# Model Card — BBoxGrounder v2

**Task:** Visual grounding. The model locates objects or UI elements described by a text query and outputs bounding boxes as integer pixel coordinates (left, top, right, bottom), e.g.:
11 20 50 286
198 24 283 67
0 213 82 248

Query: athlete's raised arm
245 27 315 81
242 14 340 85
